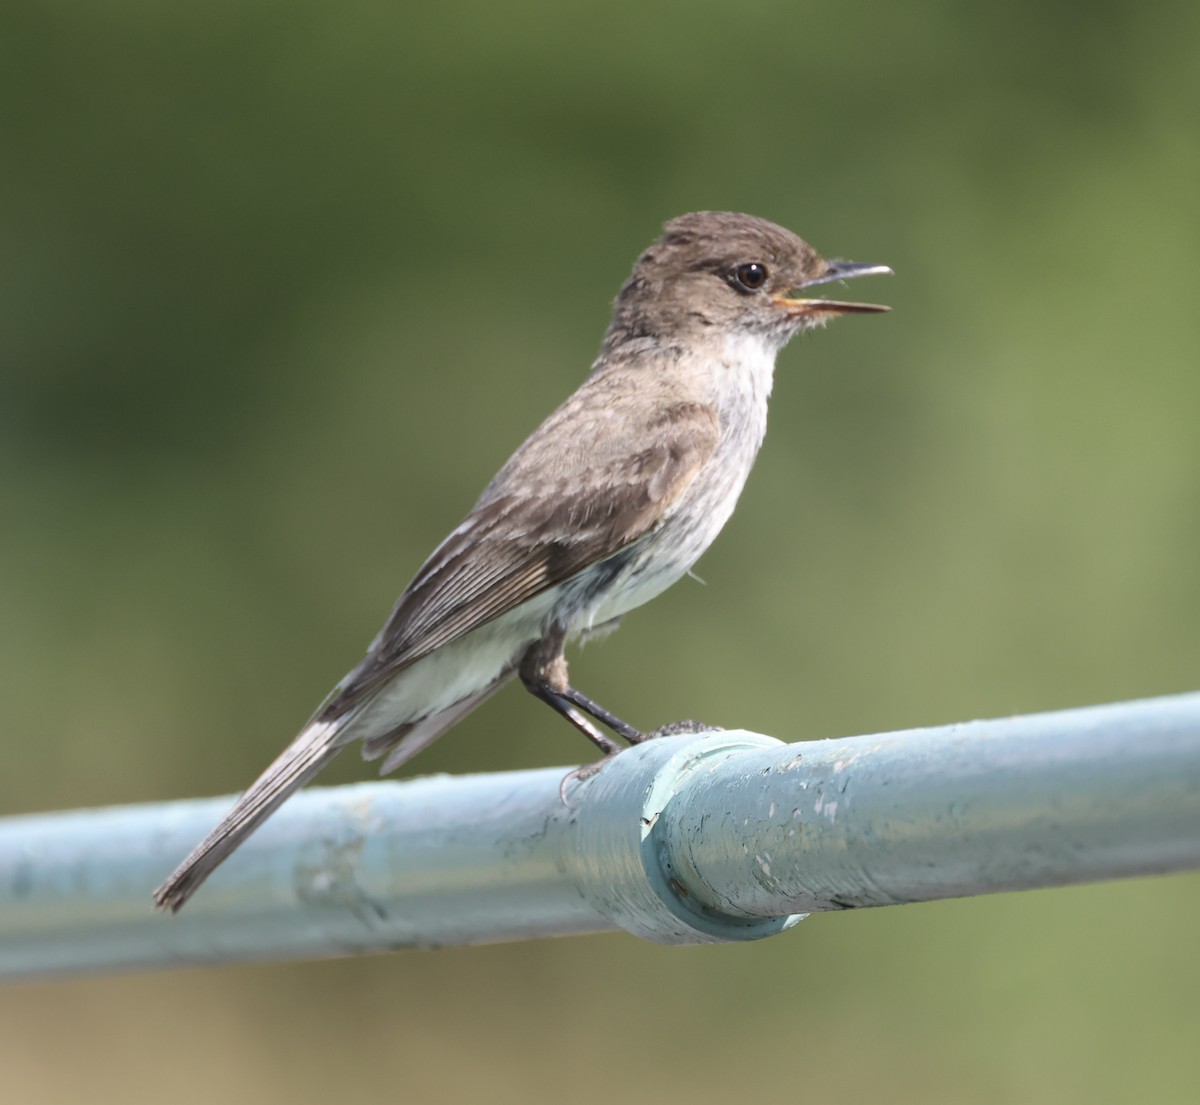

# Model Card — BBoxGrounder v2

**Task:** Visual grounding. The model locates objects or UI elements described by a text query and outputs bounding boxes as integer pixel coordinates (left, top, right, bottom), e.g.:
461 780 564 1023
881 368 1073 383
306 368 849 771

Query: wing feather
321 396 719 717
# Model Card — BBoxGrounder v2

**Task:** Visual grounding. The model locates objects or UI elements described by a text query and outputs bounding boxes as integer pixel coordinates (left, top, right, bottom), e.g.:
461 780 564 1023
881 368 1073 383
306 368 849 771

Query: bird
154 211 891 911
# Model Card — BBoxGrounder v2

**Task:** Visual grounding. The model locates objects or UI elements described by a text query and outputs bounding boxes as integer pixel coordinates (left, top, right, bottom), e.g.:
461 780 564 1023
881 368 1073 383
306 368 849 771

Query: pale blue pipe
1 693 1198 979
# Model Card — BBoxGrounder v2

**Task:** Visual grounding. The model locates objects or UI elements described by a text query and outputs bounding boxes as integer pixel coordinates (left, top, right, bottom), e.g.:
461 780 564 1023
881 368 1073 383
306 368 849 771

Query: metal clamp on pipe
564 731 806 944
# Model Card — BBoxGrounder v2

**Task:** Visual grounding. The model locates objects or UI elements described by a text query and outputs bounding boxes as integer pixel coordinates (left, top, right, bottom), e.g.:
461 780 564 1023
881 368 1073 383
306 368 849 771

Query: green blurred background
3 0 1199 1101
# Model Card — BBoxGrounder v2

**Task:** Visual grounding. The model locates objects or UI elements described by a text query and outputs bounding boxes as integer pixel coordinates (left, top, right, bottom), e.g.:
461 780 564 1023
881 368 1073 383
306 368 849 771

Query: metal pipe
2 693 1198 979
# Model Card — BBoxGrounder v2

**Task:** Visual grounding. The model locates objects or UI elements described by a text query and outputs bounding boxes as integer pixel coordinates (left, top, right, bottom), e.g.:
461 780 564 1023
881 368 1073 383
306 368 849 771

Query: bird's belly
564 427 762 634
577 553 687 629
560 502 735 634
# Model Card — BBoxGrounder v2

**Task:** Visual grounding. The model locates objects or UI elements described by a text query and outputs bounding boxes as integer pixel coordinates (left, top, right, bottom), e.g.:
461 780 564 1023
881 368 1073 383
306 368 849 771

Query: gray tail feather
153 718 348 912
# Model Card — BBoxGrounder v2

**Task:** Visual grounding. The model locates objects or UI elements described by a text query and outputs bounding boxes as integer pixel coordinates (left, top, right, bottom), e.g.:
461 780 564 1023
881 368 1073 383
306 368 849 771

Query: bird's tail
153 717 349 912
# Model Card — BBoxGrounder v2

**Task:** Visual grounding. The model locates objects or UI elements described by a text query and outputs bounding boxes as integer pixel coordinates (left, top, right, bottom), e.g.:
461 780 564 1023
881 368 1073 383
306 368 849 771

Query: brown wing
320 396 719 718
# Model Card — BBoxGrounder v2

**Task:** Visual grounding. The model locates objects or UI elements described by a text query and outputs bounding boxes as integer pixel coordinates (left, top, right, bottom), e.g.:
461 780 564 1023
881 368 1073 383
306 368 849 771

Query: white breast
566 329 780 633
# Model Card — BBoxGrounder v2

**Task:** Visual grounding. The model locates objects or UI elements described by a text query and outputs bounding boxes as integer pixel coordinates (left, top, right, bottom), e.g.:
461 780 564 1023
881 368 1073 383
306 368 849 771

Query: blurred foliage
2 0 1199 1102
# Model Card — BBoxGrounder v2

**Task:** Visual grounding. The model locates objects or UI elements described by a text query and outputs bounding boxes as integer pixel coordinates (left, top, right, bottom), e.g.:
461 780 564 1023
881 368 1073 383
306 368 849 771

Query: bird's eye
732 262 769 291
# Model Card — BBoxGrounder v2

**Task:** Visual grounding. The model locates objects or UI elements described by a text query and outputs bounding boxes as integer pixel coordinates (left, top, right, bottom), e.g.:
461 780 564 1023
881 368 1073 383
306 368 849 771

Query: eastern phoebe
154 211 890 910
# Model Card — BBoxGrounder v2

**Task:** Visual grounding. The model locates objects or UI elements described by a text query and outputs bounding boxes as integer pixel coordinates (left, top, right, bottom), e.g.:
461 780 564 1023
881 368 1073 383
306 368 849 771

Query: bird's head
608 211 891 350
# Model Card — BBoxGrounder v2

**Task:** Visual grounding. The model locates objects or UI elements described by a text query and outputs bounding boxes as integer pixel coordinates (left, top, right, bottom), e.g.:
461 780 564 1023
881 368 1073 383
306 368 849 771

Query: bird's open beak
771 260 893 316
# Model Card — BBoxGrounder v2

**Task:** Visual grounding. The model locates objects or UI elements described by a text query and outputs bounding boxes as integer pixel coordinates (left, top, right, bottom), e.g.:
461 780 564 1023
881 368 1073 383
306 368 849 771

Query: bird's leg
524 680 624 757
556 686 644 743
519 633 728 802
518 627 724 805
546 687 720 747
518 630 643 753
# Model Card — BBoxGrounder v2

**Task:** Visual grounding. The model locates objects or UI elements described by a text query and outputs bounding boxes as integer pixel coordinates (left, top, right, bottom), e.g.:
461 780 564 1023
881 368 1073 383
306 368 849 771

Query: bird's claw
558 720 724 804
558 758 610 805
645 719 724 738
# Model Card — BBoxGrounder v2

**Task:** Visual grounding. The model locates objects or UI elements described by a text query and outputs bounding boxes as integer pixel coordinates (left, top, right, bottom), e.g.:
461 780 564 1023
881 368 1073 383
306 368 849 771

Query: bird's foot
559 757 611 805
557 721 724 804
645 719 724 738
